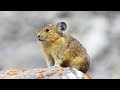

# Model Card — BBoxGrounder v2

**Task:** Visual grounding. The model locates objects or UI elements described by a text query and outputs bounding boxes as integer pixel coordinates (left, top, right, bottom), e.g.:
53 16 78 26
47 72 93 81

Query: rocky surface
0 67 91 79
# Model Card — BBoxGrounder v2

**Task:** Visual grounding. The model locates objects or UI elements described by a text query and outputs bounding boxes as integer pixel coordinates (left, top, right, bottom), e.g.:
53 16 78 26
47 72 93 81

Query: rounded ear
57 22 67 33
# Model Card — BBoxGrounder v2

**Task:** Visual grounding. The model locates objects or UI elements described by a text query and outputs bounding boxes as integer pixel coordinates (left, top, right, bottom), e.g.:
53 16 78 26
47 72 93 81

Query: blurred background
0 11 120 79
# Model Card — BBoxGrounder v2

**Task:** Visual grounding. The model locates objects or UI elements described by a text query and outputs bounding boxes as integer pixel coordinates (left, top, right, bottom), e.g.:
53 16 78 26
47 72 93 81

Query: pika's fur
37 22 90 73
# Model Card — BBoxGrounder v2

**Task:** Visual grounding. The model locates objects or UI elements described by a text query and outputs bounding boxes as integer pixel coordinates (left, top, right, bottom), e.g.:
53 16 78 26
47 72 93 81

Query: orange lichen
84 73 92 79
57 68 64 76
82 73 92 79
58 72 63 76
47 71 57 77
37 70 47 78
61 67 65 71
47 69 64 77
6 70 19 76
38 73 45 78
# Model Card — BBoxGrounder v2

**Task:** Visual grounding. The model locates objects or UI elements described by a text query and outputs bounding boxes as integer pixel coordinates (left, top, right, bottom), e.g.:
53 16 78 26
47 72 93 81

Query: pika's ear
57 22 67 33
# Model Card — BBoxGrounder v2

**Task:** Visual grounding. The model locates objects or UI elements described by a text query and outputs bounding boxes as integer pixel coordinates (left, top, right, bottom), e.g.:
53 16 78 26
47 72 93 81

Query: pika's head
37 22 67 43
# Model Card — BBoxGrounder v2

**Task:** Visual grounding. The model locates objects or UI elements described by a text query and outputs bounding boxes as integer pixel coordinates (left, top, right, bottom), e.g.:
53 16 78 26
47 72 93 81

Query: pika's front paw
53 65 60 67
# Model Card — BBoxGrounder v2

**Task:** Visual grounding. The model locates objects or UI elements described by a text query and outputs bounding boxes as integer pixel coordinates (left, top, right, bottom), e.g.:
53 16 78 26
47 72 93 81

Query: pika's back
65 35 88 56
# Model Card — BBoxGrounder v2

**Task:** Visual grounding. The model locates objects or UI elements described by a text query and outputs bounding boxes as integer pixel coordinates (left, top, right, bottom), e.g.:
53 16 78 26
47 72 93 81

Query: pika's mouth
38 39 44 41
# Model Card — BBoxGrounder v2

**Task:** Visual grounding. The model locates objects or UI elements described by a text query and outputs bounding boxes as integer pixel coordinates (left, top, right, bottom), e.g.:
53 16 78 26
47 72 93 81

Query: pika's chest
50 44 65 58
43 38 67 60
50 39 67 59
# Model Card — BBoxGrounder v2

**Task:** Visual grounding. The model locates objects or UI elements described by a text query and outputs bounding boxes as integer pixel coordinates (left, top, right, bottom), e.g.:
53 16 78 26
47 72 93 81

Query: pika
37 22 90 73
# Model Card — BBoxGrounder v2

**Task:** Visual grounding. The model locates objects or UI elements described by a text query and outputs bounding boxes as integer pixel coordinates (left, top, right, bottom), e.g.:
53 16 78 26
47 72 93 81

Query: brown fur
37 23 90 73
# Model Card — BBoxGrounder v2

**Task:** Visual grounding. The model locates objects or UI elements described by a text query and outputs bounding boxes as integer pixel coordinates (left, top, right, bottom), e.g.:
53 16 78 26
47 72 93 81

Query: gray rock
0 67 91 79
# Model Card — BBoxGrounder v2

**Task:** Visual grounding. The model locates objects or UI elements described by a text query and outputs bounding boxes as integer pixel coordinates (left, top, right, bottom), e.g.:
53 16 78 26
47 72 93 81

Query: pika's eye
45 29 49 32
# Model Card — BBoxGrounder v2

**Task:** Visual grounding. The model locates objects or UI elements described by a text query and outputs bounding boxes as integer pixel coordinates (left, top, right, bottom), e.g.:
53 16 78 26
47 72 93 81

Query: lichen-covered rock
0 67 92 79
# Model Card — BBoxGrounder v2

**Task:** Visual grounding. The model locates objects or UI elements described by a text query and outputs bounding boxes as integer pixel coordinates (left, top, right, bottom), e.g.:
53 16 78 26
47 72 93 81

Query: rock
0 67 91 79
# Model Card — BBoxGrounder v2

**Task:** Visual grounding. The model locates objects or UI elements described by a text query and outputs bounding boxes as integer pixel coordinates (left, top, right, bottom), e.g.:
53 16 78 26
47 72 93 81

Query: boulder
0 67 91 79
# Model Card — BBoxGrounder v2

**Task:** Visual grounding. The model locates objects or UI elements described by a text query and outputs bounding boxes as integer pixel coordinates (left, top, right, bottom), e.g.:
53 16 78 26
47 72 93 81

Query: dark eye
46 29 49 32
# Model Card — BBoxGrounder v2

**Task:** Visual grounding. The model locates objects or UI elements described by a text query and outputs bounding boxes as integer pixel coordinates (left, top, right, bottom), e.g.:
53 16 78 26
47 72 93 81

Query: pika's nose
37 33 40 38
